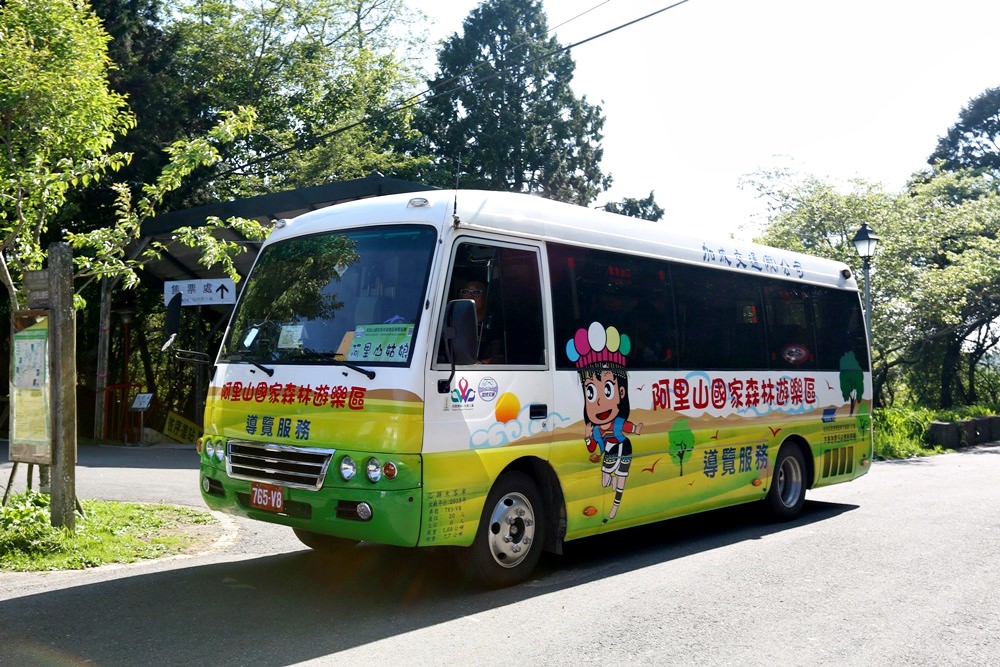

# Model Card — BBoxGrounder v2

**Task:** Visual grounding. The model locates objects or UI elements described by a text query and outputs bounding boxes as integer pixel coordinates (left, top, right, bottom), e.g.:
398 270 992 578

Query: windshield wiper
295 351 376 380
248 360 275 377
222 353 275 377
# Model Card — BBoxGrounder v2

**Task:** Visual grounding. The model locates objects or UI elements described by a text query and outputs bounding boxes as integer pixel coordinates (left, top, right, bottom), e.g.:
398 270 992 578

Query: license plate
249 482 284 513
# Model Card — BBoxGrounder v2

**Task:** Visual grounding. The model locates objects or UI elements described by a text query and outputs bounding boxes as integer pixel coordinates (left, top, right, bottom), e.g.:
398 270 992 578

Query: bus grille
226 440 335 490
822 446 855 478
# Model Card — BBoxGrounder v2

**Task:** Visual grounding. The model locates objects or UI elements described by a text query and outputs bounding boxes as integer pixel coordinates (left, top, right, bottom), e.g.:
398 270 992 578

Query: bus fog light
382 461 398 479
356 502 373 521
366 457 382 483
201 477 211 494
340 456 357 481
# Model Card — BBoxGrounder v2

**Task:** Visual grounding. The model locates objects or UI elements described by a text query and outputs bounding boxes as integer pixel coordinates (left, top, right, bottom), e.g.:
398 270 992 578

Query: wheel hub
777 455 803 508
487 492 536 568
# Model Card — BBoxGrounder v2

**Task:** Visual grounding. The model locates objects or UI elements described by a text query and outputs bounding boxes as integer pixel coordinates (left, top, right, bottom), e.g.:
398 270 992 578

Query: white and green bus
193 189 872 587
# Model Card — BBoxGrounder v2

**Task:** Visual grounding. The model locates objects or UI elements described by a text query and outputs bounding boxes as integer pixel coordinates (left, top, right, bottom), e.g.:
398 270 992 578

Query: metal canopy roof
136 174 435 288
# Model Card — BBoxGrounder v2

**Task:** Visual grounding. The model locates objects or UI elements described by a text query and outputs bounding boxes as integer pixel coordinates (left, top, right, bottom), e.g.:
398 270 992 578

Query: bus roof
271 189 859 291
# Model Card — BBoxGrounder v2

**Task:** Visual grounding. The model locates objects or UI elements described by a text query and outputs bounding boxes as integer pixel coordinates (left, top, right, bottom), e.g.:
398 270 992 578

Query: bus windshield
220 224 436 368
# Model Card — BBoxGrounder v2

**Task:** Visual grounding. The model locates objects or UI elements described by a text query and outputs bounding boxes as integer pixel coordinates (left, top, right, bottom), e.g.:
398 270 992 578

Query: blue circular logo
478 377 499 402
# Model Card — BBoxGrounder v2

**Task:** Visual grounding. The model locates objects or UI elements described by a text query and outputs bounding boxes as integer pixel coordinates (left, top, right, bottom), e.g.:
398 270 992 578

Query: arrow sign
164 278 237 307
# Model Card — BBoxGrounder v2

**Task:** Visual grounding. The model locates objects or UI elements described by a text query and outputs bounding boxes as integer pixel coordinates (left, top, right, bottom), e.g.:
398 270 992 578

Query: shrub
873 406 943 459
871 404 999 458
0 491 63 556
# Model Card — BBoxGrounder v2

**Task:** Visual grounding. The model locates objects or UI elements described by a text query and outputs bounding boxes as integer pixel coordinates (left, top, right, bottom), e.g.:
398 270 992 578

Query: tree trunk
939 338 962 408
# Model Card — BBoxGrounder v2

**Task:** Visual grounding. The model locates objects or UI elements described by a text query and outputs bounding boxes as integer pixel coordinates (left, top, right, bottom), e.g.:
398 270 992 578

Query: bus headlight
340 456 357 481
366 457 382 483
205 440 216 460
215 445 225 463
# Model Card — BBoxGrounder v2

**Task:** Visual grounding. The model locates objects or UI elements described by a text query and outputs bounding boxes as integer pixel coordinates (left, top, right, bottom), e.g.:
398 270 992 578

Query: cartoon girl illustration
566 322 643 520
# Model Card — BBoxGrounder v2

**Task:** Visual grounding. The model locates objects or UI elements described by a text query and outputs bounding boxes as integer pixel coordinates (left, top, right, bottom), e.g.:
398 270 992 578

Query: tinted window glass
440 242 545 366
548 243 677 371
763 282 817 370
813 289 869 370
550 242 866 374
672 264 768 370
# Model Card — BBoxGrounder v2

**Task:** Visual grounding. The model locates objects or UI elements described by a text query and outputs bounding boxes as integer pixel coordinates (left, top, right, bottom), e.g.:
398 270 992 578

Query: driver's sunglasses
460 288 484 297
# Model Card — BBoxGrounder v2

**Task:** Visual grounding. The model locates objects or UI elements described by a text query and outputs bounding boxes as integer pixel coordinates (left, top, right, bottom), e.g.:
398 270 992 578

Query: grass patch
873 431 946 460
872 404 1000 459
873 406 944 459
1 491 220 572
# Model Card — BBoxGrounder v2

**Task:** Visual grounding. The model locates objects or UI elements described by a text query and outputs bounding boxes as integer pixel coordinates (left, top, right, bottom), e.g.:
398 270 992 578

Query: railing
103 383 144 443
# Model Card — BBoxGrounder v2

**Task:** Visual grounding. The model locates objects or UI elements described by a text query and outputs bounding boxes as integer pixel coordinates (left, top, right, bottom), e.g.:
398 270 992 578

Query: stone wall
928 416 1000 449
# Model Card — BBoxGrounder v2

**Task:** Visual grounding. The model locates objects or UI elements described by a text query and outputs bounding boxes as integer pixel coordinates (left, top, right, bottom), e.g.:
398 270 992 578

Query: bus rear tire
456 471 545 588
293 528 356 553
763 444 807 521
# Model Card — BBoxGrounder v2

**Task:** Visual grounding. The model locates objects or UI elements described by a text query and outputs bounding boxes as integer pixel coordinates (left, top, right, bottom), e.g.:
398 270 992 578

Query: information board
9 312 51 464
130 392 154 411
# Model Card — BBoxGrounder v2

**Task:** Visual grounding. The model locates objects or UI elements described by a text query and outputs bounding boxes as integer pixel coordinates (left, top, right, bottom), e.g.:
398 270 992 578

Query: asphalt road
1 442 999 666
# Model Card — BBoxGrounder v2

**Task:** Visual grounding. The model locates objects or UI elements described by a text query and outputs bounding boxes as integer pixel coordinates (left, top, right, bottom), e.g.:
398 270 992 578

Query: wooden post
49 243 77 530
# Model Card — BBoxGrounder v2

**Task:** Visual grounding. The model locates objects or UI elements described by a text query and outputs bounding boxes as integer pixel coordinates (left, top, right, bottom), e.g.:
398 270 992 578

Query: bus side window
547 242 677 371
763 283 817 370
672 265 768 370
813 288 869 370
440 242 544 366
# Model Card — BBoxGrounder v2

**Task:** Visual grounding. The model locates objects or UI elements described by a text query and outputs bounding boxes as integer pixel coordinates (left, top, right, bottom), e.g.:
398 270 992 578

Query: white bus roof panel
270 189 858 291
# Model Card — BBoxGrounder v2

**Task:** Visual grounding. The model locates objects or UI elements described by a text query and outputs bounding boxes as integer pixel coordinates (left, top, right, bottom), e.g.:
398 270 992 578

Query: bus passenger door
424 239 553 524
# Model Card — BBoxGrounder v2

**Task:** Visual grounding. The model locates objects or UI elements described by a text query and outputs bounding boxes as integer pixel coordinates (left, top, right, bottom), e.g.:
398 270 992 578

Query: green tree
0 0 265 301
928 86 1000 174
668 419 695 477
417 0 611 205
748 168 1000 409
166 0 427 201
896 169 1000 407
748 172 902 405
0 0 134 306
602 191 664 221
67 108 266 291
13 0 423 430
91 0 190 185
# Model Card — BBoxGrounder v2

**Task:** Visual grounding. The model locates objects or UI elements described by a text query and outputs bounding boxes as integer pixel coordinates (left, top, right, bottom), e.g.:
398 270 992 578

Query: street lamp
851 223 879 346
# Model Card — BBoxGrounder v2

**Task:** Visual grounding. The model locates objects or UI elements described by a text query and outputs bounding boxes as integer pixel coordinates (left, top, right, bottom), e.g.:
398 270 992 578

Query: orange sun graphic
495 392 521 424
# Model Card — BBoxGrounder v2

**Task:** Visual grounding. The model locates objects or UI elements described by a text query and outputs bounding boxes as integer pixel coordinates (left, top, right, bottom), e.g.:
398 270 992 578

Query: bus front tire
763 444 807 521
456 471 545 588
293 528 357 553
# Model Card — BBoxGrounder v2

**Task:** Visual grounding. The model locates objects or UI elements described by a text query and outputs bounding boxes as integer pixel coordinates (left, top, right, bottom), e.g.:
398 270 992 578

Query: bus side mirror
162 293 182 351
438 299 478 393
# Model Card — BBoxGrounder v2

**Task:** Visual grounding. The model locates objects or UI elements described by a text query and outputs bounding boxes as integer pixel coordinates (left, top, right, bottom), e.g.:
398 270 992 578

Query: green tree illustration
669 419 696 477
840 351 865 415
856 402 871 437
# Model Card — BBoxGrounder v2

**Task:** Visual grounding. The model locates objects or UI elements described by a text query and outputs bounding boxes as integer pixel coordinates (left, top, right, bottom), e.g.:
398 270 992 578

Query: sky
408 0 1000 239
